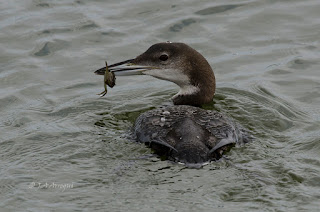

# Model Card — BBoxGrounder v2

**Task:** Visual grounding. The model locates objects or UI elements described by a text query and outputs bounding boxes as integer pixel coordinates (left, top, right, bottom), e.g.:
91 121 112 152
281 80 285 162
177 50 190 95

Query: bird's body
134 105 250 164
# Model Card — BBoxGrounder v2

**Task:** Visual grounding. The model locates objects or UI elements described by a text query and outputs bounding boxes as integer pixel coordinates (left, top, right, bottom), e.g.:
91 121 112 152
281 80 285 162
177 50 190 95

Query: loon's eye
159 54 169 61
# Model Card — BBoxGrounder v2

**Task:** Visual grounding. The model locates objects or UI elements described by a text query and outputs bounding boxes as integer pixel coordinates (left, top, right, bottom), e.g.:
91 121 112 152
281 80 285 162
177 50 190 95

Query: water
1 0 320 211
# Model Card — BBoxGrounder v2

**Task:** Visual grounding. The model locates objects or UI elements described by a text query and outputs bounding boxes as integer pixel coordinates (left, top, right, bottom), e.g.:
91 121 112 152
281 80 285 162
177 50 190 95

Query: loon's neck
172 77 216 106
172 64 216 106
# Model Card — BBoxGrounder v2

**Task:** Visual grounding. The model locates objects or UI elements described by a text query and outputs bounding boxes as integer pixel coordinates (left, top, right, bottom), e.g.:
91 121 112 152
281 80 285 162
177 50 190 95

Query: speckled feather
134 105 251 164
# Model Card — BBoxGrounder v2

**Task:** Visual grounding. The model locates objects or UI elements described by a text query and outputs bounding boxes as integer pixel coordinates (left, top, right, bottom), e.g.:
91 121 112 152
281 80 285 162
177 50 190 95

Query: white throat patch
143 68 200 98
143 68 189 87
173 85 200 99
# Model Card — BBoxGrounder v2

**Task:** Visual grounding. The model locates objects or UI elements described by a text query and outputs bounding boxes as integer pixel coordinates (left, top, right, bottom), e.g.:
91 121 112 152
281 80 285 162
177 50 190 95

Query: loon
94 42 251 165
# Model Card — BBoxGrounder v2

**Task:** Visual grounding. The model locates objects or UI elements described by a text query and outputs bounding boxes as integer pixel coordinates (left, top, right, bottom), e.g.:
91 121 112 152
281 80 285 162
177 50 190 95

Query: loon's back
134 105 251 164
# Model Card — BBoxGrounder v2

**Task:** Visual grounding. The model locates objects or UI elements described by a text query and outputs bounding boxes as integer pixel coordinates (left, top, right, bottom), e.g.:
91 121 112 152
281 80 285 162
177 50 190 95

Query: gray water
1 0 320 211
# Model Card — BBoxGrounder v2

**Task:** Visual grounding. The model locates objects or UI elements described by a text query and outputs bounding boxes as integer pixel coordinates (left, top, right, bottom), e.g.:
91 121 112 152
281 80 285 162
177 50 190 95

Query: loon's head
95 42 216 106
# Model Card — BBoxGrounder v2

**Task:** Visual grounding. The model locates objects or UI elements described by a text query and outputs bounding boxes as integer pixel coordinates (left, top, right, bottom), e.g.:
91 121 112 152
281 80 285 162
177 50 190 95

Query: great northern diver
95 42 251 164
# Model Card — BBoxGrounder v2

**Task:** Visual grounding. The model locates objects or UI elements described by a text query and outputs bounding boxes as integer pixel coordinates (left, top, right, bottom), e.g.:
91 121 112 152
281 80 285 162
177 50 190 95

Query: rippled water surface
1 0 320 211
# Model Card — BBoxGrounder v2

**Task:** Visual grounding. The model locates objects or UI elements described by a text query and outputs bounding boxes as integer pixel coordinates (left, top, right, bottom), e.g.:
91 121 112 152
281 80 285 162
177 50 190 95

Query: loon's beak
94 59 157 76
